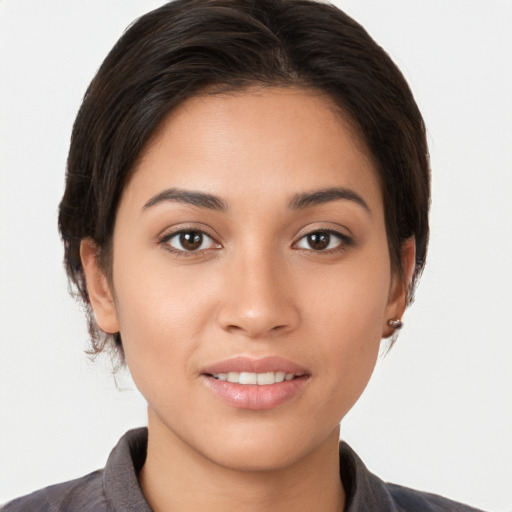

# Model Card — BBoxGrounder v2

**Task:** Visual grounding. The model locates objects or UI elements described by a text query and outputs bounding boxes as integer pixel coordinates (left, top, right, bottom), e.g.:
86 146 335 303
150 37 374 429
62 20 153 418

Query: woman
1 0 496 510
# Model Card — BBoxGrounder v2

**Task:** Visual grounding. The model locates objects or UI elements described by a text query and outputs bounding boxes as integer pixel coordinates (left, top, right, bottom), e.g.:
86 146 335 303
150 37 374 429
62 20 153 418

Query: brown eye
306 232 330 250
295 230 347 251
167 230 216 252
180 231 203 250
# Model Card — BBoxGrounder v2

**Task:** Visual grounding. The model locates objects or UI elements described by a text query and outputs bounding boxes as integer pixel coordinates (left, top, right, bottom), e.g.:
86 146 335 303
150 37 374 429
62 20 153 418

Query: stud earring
387 319 403 329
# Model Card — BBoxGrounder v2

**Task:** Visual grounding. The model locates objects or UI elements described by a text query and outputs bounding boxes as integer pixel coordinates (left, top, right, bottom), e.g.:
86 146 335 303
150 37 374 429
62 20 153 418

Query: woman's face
85 87 409 471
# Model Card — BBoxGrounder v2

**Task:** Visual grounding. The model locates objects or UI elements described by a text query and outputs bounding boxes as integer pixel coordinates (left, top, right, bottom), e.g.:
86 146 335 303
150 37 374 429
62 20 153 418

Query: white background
1 1 511 510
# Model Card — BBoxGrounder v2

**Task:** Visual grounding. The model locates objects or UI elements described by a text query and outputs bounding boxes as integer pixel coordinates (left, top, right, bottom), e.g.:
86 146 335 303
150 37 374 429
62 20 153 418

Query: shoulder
386 482 485 512
339 441 487 512
1 470 110 512
2 428 149 512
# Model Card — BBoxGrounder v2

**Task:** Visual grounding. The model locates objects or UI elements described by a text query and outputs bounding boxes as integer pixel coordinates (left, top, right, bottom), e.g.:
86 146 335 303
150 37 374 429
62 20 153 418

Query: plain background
0 1 511 510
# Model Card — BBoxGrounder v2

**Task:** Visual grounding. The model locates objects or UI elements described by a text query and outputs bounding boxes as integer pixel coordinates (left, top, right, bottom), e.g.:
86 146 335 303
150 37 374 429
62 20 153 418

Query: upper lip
201 356 309 376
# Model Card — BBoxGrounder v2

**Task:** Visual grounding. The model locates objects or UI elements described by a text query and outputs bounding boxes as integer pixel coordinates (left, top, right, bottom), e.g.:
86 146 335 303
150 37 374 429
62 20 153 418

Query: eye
164 230 218 253
295 230 347 251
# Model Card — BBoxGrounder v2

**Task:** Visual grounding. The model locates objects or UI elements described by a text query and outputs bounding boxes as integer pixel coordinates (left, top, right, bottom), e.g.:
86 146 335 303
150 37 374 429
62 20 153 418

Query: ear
383 237 416 338
80 239 120 334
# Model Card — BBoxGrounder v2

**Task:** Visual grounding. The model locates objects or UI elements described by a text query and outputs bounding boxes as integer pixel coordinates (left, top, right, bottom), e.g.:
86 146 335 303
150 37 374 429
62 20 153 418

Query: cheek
299 250 391 406
110 250 218 393
111 222 391 423
301 248 391 341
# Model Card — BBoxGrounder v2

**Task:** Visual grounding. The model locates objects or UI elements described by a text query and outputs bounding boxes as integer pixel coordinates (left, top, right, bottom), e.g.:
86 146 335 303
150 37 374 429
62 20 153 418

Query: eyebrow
289 187 371 213
143 188 227 212
143 186 370 214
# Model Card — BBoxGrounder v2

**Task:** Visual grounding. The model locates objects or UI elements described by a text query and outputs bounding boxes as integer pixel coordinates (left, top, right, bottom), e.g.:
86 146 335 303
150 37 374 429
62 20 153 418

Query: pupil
180 231 202 250
308 232 329 250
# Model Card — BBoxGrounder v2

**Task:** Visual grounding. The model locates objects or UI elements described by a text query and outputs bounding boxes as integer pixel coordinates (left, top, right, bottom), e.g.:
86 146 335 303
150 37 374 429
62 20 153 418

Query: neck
139 410 345 512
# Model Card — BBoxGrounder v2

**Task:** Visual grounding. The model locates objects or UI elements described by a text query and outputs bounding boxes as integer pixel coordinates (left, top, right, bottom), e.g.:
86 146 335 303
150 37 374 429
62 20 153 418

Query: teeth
257 372 275 385
213 371 296 385
239 372 257 384
275 371 286 383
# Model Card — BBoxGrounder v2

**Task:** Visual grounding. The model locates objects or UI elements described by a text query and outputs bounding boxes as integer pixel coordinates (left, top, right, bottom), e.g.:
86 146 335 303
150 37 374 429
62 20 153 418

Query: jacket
2 428 485 511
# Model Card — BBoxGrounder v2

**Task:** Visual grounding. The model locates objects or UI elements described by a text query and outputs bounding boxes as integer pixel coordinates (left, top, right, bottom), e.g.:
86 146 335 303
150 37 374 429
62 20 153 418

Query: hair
58 0 430 358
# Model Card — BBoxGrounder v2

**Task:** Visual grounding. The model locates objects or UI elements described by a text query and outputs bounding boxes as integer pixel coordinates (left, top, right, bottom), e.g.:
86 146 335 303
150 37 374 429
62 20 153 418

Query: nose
216 249 300 339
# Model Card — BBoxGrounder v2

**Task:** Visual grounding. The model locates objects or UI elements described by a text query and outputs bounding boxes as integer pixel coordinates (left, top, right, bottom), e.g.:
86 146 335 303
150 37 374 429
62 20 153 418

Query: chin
190 421 340 474
203 440 307 473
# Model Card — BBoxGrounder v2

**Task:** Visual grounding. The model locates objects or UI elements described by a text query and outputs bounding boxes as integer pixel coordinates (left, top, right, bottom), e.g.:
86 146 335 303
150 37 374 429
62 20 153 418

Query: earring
387 318 403 329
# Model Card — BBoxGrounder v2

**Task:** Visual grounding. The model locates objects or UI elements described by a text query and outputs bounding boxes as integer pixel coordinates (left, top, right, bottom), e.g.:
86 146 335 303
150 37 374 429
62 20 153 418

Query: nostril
216 296 300 338
225 324 243 332
223 322 290 338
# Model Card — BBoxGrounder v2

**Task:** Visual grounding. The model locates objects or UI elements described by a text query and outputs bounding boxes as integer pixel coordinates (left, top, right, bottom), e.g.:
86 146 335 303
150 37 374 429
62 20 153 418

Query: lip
201 355 309 376
201 356 310 411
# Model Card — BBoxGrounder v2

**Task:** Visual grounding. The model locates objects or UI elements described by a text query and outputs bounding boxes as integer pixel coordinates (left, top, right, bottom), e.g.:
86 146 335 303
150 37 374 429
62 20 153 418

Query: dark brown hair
58 0 430 357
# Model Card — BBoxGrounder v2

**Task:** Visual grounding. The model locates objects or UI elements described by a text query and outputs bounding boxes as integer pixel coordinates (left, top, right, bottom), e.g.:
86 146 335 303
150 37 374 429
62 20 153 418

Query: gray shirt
2 428 485 511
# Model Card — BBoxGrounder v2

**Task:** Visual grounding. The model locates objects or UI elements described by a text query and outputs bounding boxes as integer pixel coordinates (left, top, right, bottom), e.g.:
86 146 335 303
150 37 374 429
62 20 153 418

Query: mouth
201 356 310 410
209 371 300 385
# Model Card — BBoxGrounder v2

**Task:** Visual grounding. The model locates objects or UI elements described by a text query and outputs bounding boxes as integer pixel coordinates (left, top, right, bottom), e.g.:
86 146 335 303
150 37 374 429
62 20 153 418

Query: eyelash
158 228 353 257
293 229 353 254
159 229 220 257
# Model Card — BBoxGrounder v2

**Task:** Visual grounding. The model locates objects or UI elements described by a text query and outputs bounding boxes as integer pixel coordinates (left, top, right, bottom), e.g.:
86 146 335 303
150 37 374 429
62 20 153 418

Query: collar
102 428 395 511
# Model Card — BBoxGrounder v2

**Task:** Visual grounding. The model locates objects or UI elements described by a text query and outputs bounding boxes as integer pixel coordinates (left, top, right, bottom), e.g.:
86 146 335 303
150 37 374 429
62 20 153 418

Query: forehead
125 87 382 214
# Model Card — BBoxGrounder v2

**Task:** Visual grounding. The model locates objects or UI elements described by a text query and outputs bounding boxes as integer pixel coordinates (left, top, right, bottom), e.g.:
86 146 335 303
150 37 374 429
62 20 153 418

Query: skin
81 87 415 512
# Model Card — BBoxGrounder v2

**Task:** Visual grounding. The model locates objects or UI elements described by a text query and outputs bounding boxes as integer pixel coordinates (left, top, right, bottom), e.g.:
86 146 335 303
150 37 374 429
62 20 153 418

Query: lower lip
202 375 309 410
